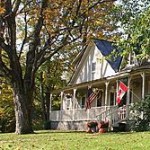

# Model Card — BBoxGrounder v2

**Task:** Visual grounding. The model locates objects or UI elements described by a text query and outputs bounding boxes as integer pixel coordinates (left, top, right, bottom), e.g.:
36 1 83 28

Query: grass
0 130 150 150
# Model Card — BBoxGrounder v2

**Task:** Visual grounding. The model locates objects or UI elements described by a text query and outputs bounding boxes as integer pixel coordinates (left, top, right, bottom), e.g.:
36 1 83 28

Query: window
97 91 102 107
66 99 70 110
91 62 96 80
110 92 115 106
92 62 96 71
81 97 85 108
92 73 95 80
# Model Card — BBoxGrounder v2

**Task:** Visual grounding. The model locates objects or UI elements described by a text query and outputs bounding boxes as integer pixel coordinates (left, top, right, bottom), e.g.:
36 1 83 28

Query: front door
110 92 116 106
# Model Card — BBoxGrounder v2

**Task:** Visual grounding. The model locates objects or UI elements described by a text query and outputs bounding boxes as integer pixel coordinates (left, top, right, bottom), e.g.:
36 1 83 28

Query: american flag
85 87 99 110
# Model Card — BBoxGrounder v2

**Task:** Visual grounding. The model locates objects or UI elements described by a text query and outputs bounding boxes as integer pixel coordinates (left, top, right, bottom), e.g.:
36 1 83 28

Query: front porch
50 105 128 130
50 107 106 130
50 68 150 131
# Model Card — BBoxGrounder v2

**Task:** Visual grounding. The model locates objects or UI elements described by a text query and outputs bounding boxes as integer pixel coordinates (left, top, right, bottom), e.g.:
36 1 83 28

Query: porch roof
53 70 130 94
53 66 150 94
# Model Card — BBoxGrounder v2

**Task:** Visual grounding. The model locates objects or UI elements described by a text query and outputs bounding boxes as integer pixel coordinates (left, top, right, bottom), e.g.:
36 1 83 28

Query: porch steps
96 105 128 132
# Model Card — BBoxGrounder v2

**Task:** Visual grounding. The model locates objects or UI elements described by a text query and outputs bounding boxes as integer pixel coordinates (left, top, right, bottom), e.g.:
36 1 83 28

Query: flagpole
87 109 90 121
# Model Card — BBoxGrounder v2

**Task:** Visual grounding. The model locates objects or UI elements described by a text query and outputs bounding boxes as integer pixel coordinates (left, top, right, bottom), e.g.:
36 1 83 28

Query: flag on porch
85 87 99 110
117 81 128 104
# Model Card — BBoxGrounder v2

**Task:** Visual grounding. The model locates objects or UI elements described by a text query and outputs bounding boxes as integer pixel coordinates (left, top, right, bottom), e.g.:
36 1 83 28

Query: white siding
74 45 116 84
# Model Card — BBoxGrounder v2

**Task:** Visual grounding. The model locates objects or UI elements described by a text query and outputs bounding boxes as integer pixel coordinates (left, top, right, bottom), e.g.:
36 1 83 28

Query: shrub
129 95 150 131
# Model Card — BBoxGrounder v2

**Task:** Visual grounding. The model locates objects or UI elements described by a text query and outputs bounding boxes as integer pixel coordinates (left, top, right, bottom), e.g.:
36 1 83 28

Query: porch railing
50 106 115 121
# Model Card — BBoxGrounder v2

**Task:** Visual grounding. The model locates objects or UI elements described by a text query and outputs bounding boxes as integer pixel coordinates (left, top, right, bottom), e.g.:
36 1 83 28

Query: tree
0 0 116 134
114 0 150 59
36 57 67 129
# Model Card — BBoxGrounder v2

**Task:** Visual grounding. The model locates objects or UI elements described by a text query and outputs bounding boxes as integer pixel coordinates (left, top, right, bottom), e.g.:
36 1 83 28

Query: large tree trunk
13 81 34 134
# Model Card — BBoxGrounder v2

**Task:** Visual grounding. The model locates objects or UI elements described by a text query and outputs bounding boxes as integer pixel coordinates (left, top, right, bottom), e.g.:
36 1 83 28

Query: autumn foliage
0 0 117 134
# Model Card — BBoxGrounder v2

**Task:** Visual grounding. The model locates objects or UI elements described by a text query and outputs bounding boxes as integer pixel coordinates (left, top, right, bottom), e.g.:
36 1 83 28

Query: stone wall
50 121 88 131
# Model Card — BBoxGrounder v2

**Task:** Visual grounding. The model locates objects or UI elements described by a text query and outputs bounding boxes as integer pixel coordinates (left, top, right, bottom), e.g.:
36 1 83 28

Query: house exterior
49 39 150 131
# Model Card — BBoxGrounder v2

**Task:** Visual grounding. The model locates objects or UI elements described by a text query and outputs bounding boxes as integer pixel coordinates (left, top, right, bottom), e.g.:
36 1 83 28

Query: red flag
85 87 99 110
117 81 128 104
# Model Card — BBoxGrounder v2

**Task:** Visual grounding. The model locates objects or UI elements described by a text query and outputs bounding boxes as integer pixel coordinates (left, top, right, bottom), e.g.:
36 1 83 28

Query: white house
49 39 150 131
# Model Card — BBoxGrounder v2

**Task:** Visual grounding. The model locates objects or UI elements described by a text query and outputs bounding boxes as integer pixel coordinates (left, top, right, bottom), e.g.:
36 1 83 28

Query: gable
70 41 118 85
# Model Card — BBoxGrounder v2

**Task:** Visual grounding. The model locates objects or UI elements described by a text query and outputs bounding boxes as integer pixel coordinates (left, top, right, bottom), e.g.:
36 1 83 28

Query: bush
0 107 15 133
130 96 150 132
43 121 51 130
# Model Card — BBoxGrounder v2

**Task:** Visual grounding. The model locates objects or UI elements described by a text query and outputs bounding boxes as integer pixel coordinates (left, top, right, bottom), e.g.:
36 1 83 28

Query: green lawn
0 131 150 150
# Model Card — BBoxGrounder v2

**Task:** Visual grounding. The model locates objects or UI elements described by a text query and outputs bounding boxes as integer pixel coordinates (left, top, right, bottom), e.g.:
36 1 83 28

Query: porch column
49 93 52 120
60 91 64 110
72 89 77 121
60 91 64 121
127 77 131 105
105 81 109 110
141 72 146 100
126 77 131 119
116 80 119 105
73 89 77 109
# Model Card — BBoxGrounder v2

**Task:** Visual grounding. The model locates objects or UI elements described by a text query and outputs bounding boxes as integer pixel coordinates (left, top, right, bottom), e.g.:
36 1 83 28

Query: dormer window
92 62 96 71
92 62 96 80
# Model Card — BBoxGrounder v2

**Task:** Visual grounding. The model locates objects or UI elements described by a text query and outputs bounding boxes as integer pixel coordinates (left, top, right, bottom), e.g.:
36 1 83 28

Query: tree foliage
35 57 67 129
0 78 15 132
0 0 117 134
115 0 150 60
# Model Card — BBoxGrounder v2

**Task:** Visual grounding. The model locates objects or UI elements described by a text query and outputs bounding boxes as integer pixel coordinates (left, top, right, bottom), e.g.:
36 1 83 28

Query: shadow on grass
34 130 86 134
34 130 139 136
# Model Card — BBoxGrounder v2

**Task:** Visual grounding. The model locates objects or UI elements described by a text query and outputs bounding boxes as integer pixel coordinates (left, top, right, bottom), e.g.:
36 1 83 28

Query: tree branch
35 34 80 69
24 0 48 85
19 11 28 59
13 0 21 14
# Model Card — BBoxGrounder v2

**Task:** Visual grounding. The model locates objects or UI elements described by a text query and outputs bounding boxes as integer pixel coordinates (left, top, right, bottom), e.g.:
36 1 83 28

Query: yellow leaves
0 50 10 69
0 79 13 102
27 8 40 26
4 0 117 50
96 32 104 38
42 71 47 81
44 8 59 23
0 7 5 14
95 19 104 26
0 107 5 117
